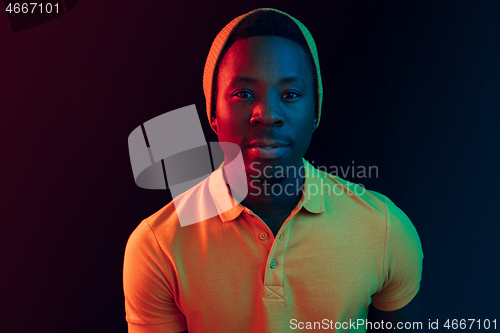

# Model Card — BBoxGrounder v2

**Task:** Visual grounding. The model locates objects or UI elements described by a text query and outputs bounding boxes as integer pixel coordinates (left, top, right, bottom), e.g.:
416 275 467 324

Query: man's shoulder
318 170 418 233
312 167 389 211
139 173 215 233
312 170 419 244
127 199 187 250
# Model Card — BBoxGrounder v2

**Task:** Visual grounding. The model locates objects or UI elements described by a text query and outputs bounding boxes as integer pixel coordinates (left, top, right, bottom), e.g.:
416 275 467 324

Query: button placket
263 210 297 300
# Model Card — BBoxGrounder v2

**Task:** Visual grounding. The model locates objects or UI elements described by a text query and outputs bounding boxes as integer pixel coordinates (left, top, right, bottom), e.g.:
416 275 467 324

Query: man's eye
282 91 300 99
234 91 253 99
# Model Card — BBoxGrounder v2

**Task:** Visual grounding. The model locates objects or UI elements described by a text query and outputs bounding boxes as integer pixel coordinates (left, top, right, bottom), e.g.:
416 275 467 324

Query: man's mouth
256 146 279 150
247 144 289 159
247 140 288 148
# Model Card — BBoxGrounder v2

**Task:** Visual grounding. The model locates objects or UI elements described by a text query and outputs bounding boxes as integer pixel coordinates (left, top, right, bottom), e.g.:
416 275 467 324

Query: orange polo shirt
123 158 423 332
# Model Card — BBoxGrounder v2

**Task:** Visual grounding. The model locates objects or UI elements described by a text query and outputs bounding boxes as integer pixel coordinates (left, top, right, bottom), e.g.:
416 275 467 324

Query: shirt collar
208 157 325 222
300 157 326 214
208 161 245 222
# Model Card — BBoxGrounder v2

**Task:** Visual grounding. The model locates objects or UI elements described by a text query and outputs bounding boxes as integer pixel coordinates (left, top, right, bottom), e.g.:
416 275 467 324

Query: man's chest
253 206 300 238
260 215 288 238
170 220 385 327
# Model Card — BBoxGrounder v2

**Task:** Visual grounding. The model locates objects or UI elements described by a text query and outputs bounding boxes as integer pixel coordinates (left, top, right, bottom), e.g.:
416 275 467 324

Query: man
123 8 424 332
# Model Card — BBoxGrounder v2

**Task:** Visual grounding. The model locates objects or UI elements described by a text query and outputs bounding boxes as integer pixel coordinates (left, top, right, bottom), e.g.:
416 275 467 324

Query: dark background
1 0 499 332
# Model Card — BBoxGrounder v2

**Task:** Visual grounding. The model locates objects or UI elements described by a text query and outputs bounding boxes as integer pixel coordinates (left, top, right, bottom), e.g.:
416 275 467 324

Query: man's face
213 35 316 182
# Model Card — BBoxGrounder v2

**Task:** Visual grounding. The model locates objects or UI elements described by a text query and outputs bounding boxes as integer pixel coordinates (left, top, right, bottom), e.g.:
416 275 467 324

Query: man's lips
247 140 289 148
246 141 290 159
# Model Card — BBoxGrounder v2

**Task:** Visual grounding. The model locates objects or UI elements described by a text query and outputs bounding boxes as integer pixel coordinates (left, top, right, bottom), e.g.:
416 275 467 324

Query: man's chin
247 174 287 186
245 158 302 175
245 163 298 185
246 161 279 175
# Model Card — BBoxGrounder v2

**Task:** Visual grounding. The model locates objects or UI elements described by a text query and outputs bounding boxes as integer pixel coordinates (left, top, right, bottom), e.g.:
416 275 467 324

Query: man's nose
249 95 285 126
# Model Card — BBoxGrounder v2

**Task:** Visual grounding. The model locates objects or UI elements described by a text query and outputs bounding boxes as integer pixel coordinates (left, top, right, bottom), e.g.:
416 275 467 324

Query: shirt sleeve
123 219 187 333
371 195 424 311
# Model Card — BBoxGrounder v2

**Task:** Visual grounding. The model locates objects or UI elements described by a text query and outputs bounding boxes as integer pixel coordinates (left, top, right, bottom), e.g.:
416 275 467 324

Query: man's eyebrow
279 76 304 84
231 76 305 84
233 76 257 83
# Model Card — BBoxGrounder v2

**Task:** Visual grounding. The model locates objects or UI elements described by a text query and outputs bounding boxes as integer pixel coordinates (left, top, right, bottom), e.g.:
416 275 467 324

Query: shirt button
270 259 277 269
259 233 268 240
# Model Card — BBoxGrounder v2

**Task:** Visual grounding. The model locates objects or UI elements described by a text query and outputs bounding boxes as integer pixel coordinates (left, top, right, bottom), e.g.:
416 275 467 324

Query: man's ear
312 118 318 131
211 117 218 133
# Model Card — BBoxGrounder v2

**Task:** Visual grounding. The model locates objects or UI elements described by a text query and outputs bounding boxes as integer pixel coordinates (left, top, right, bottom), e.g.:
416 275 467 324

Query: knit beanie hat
202 8 323 133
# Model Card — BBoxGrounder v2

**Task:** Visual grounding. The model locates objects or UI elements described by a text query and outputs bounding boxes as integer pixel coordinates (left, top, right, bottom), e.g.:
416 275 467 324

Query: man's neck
236 160 305 219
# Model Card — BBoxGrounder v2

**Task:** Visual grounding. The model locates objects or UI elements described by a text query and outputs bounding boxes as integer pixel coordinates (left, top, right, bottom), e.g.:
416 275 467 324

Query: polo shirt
123 158 424 332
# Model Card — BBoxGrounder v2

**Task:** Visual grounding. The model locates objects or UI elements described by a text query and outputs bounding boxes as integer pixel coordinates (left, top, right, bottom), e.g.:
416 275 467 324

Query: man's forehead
232 75 306 85
222 36 307 64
